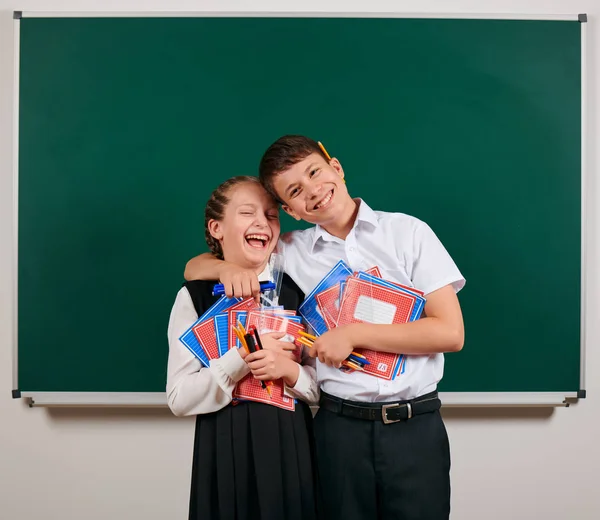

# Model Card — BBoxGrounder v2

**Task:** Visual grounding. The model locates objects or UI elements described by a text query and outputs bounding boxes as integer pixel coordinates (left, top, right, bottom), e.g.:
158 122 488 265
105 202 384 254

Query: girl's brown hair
204 176 264 259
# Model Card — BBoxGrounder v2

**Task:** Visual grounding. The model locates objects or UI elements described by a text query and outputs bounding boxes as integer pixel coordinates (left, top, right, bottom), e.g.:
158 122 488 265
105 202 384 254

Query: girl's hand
259 331 297 360
237 346 249 361
245 350 299 386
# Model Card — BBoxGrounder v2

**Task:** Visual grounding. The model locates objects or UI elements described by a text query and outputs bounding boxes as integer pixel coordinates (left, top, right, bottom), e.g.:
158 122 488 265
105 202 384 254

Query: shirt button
349 247 354 252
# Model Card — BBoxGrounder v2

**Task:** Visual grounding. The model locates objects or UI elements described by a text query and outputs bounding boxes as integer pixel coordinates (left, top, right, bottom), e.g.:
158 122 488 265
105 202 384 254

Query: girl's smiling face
208 182 280 272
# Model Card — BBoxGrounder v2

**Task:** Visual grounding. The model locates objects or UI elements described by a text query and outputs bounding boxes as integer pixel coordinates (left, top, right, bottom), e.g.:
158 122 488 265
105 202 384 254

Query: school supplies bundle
298 260 426 380
179 290 306 411
231 308 305 411
295 330 373 373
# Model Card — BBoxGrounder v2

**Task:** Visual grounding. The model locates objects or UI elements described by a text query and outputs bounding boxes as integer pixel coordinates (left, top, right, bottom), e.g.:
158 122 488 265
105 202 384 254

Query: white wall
1 1 598 519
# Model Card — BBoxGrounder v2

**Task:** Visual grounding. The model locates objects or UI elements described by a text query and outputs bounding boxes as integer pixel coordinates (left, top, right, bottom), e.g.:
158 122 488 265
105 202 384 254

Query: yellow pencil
343 360 365 372
298 331 317 341
297 337 314 349
318 141 332 161
237 320 247 336
233 327 250 353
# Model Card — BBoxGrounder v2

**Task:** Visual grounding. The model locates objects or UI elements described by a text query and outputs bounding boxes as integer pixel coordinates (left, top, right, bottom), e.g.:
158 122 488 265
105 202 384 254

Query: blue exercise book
214 313 229 357
395 354 407 377
299 260 352 336
179 295 241 367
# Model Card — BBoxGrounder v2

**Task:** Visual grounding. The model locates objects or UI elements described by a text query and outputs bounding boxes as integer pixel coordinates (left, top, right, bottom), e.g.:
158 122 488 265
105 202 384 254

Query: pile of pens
295 331 371 373
233 321 274 397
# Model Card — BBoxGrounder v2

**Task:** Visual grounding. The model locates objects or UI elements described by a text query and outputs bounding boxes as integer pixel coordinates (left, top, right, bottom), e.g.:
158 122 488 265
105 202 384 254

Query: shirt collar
309 198 379 252
257 264 271 282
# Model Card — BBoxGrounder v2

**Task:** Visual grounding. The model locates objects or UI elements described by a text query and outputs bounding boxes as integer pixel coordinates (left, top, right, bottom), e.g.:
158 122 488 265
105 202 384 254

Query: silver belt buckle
382 402 412 424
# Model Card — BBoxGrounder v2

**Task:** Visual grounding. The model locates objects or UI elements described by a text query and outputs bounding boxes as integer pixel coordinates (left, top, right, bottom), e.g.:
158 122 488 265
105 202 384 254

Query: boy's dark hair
204 176 264 259
258 135 329 202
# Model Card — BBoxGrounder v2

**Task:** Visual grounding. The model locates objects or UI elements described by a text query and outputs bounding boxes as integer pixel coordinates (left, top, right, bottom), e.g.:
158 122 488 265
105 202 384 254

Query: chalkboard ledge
20 391 580 408
440 392 579 407
23 392 167 407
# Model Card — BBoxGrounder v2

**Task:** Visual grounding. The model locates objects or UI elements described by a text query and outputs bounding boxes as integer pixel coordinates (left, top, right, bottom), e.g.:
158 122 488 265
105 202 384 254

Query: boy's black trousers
314 391 450 520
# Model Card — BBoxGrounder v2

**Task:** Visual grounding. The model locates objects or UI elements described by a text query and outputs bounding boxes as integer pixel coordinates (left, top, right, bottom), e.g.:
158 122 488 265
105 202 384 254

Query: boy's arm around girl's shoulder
184 252 262 302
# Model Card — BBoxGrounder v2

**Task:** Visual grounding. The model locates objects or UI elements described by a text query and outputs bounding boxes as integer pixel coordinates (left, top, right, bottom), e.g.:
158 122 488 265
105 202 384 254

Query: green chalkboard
16 16 583 402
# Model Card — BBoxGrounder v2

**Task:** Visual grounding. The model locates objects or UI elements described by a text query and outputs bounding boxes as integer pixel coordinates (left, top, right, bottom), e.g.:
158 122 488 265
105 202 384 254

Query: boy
185 135 465 520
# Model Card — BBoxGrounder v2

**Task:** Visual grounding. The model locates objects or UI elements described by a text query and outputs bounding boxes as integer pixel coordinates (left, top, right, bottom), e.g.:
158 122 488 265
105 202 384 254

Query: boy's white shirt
277 198 466 402
166 265 319 417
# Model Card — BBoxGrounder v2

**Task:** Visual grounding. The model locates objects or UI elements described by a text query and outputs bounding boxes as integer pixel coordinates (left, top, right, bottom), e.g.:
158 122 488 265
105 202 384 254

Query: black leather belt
319 390 441 424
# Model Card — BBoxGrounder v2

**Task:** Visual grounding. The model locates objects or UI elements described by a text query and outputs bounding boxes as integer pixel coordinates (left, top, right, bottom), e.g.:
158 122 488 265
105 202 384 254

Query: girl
167 176 319 520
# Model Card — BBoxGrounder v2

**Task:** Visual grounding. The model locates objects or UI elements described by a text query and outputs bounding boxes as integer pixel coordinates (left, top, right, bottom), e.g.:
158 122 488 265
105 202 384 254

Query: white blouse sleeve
166 288 250 417
284 345 320 406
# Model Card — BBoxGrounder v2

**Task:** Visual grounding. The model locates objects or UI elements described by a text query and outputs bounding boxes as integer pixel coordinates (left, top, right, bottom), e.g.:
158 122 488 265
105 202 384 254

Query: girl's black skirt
188 400 318 520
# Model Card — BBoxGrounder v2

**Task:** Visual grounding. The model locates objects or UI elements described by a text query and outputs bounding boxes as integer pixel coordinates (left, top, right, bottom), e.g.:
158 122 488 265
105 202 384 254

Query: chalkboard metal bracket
12 389 21 399
563 390 587 407
578 14 587 23
13 11 22 19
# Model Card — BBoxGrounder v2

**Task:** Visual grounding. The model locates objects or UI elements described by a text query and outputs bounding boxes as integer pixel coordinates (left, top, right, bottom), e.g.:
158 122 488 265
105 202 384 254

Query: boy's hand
245 350 299 386
259 331 297 360
308 327 355 368
217 263 261 301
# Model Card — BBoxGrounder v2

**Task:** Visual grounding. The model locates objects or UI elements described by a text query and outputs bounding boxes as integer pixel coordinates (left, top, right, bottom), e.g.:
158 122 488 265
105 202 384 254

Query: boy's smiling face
272 152 355 228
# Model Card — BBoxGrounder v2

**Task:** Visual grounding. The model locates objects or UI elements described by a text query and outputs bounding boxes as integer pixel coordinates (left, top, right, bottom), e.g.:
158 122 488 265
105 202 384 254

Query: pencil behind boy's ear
318 141 332 161
318 141 346 184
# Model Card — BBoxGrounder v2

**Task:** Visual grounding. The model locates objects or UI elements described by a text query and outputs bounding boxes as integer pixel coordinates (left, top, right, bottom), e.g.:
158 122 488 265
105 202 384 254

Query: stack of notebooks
298 260 426 381
179 295 306 411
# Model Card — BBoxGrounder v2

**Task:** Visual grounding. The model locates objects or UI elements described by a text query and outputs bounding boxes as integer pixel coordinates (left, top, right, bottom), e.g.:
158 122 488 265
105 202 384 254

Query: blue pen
348 353 371 366
212 280 276 296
